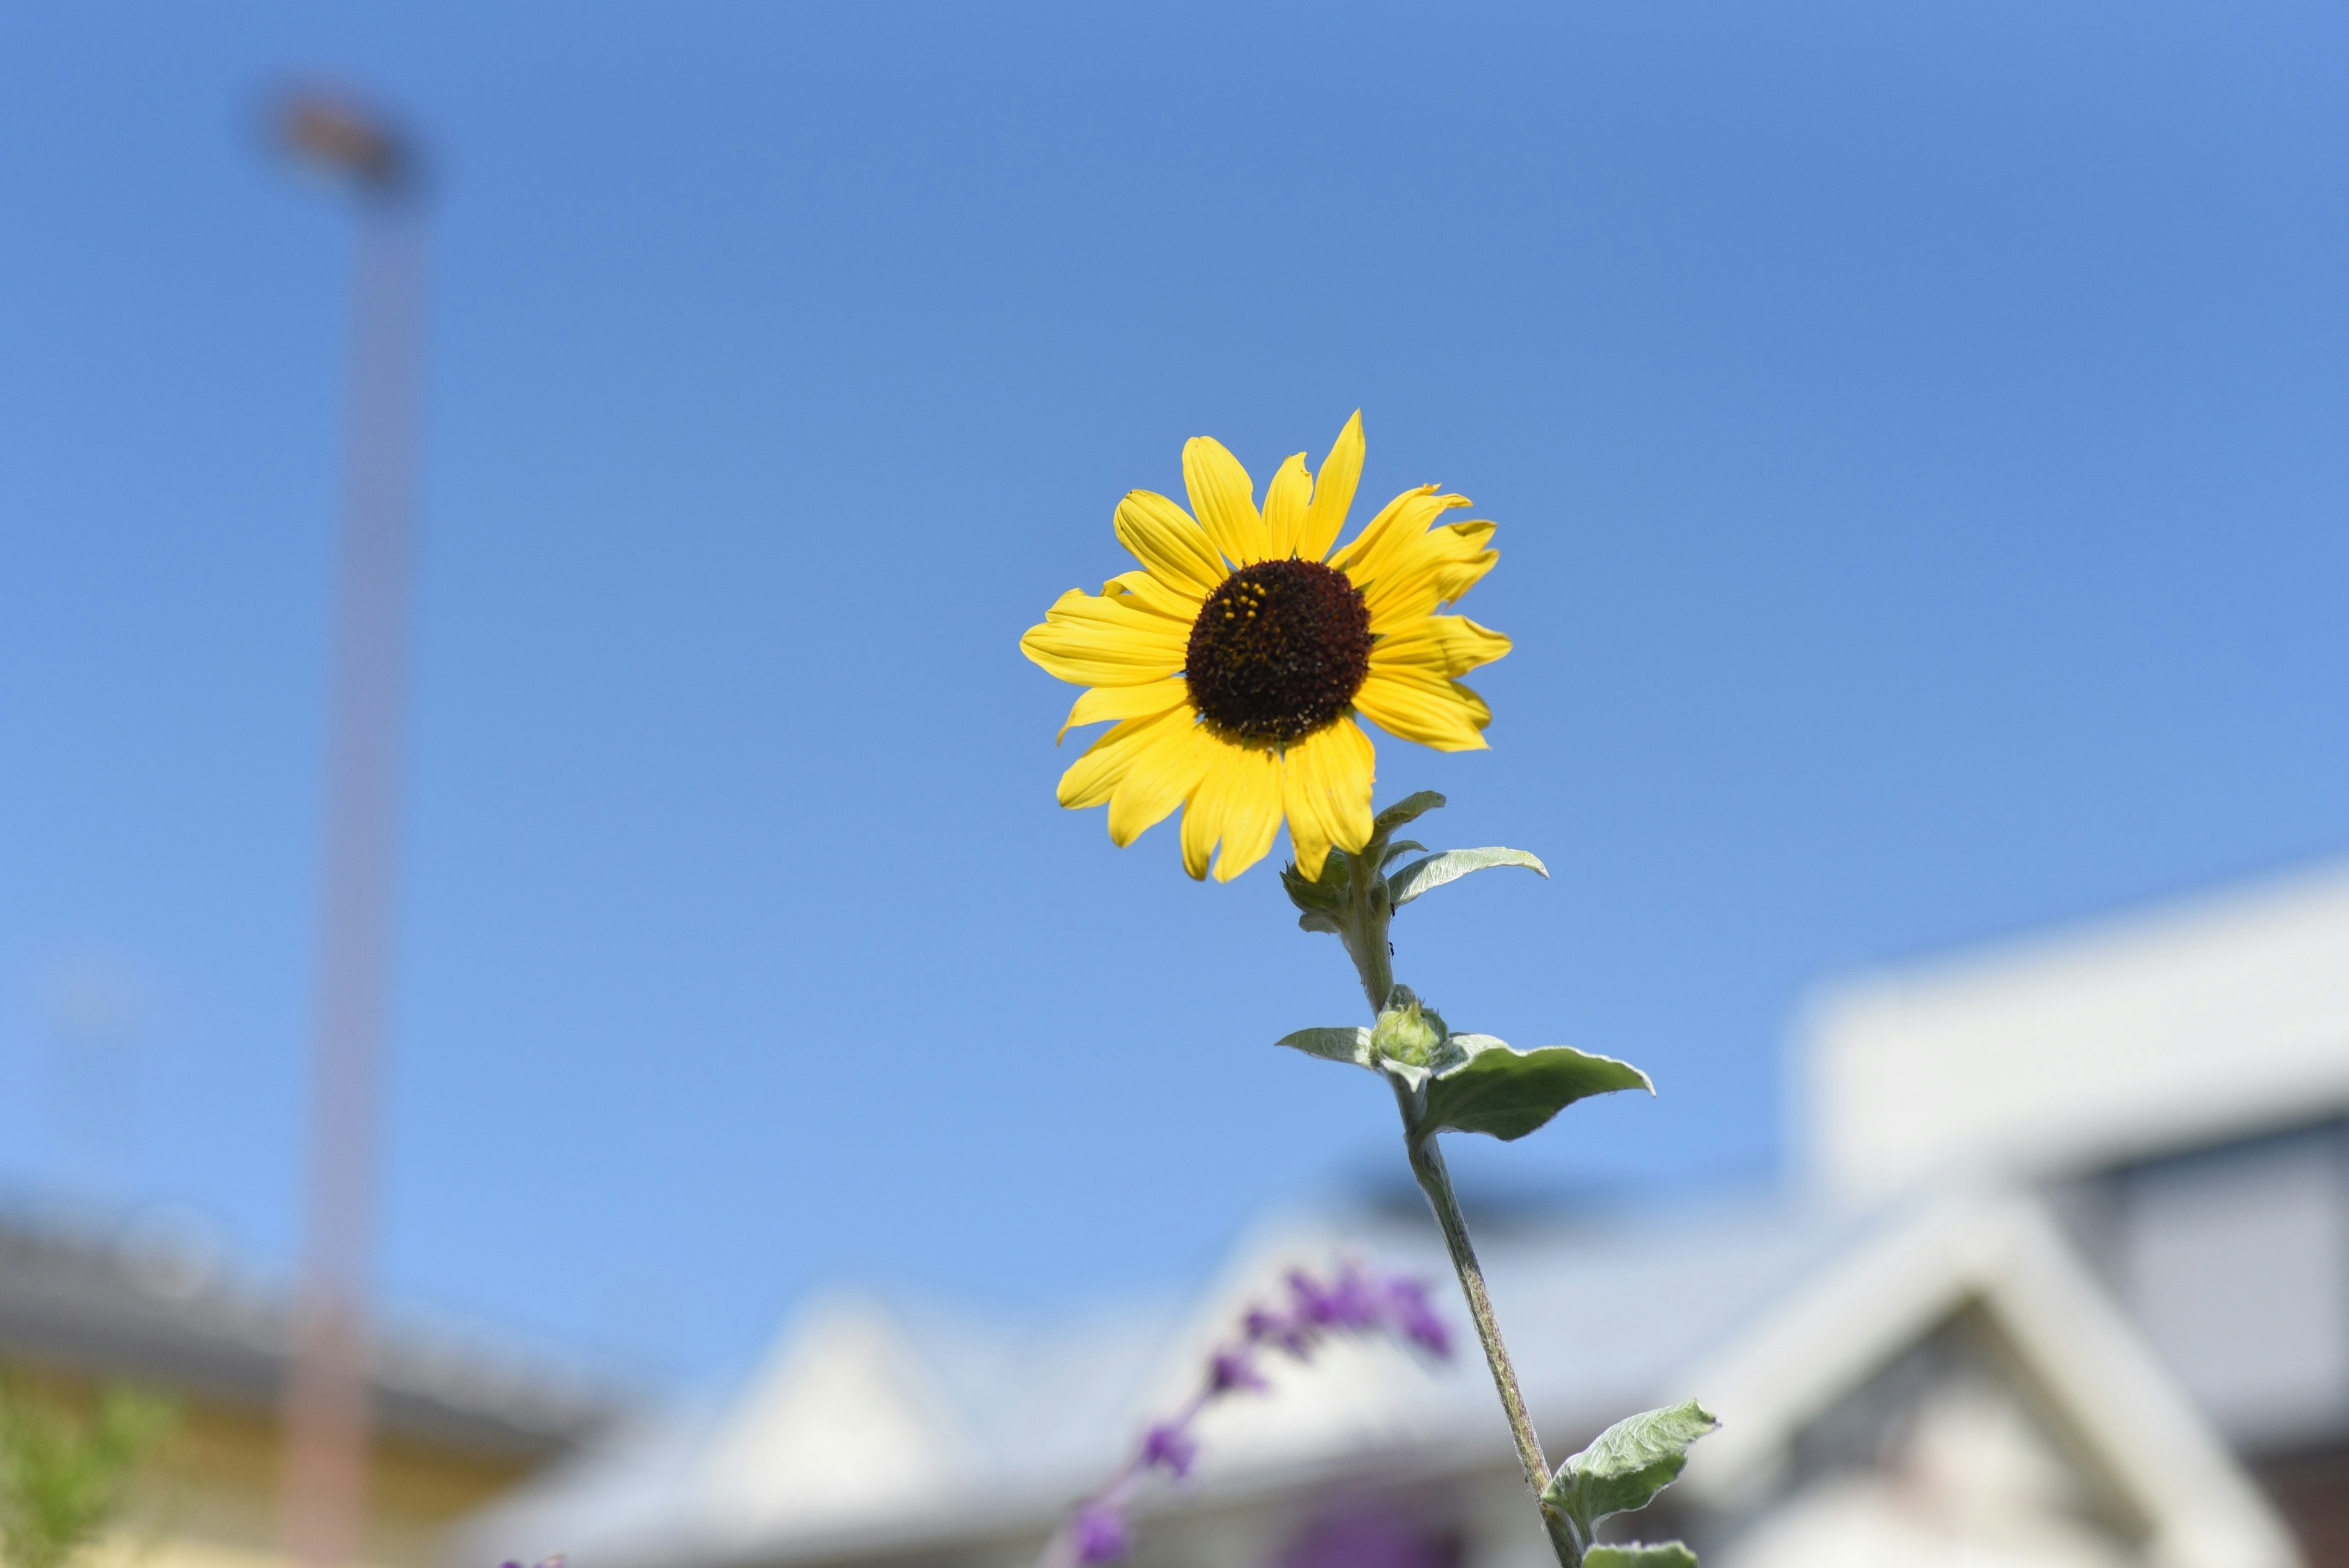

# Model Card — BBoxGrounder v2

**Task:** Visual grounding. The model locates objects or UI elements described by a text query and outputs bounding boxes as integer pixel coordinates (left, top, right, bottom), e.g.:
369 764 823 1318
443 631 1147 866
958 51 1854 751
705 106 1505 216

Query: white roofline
1678 1187 2302 1568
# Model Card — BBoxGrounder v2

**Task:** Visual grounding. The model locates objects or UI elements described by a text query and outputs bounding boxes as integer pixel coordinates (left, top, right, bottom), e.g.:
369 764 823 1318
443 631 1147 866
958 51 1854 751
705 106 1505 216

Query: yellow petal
1361 520 1498 628
1452 679 1492 730
1182 738 1284 881
1295 411 1364 563
1353 668 1491 752
1058 677 1190 743
1115 490 1227 600
1057 704 1193 809
1178 754 1228 880
1108 711 1212 846
1020 587 1190 687
1282 718 1375 879
1182 436 1268 567
1329 487 1471 592
1209 744 1285 882
1259 453 1312 559
1100 568 1207 623
1367 614 1512 679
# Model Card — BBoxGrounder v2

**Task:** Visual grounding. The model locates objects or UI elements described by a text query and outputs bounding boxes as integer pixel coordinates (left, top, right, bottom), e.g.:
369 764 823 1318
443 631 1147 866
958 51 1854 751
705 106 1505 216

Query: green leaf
1372 790 1447 836
1275 1026 1374 1071
1585 1545 1698 1568
1387 847 1549 908
1418 1038 1652 1141
1542 1401 1719 1546
1379 839 1428 867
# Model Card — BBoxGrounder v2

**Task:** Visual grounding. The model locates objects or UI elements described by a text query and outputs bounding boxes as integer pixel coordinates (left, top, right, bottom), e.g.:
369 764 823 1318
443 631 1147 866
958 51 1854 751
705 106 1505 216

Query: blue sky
2 1 2344 1386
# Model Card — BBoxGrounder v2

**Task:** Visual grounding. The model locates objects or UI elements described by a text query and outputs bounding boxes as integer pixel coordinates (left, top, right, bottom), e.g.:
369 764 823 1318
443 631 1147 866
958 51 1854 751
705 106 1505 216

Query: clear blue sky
2 1 2343 1386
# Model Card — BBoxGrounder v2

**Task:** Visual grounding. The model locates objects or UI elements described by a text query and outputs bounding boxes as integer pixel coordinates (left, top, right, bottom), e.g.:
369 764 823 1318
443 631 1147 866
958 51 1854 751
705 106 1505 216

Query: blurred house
467 859 2349 1568
0 1206 629 1568
1803 857 2349 1561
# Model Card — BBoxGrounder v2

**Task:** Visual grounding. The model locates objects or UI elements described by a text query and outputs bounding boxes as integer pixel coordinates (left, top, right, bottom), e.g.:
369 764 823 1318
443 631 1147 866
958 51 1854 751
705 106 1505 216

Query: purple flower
1046 1263 1451 1568
1140 1421 1197 1478
1289 1265 1395 1342
1071 1504 1132 1565
1381 1279 1452 1358
1209 1348 1267 1392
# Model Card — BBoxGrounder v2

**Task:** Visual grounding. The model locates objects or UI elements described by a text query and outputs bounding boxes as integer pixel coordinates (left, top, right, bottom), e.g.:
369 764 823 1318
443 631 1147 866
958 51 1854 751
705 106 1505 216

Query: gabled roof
461 1189 2294 1568
0 1204 632 1459
1801 858 2349 1197
459 1201 1854 1568
1681 1189 2301 1568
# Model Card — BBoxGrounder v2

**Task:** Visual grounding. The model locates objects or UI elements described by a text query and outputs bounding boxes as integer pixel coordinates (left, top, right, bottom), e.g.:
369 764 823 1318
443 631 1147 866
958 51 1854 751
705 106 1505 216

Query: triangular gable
694 1293 977 1544
1677 1190 2299 1568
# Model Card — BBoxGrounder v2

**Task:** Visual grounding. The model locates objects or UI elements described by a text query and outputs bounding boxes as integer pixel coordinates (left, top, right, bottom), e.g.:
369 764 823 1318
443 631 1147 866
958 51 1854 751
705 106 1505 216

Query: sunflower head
1020 412 1510 883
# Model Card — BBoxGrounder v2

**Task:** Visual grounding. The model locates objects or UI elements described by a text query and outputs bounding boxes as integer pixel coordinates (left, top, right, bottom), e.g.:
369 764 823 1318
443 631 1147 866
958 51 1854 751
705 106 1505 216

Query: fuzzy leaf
1387 847 1548 908
1585 1545 1698 1568
1542 1402 1719 1545
1372 790 1447 836
1275 1026 1375 1071
1418 1038 1652 1141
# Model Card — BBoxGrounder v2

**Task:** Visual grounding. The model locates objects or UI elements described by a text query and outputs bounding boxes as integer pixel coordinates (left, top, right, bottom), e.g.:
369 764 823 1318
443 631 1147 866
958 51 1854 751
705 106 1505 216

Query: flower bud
1371 988 1446 1068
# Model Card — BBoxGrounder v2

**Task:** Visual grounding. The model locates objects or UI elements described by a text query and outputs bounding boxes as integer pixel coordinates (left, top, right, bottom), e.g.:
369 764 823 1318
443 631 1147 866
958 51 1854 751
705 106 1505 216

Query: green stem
1340 864 1579 1566
1399 1102 1583 1566
1345 847 1393 1014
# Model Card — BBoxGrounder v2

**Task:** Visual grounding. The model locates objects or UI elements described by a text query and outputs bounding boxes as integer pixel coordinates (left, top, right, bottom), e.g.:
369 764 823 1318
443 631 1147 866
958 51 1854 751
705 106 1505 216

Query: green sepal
1585 1546 1698 1568
1280 849 1349 913
1274 1026 1373 1070
1542 1402 1718 1548
1418 1037 1652 1141
1387 846 1549 908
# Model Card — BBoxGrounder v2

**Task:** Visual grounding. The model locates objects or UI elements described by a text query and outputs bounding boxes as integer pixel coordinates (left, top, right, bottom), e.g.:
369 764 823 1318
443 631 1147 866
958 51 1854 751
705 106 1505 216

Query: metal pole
273 90 426 1568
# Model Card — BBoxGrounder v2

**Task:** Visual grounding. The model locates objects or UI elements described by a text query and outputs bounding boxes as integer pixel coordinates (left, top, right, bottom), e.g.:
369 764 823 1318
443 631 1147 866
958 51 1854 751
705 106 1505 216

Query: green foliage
1370 790 1449 835
1541 1401 1718 1555
1274 1025 1373 1068
1418 1038 1652 1142
1275 1007 1650 1144
0 1380 175 1568
1386 847 1548 908
1584 1545 1698 1568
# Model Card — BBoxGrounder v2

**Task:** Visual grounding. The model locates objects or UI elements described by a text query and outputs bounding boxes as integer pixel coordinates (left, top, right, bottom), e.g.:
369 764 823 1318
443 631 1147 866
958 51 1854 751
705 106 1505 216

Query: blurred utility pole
272 87 427 1568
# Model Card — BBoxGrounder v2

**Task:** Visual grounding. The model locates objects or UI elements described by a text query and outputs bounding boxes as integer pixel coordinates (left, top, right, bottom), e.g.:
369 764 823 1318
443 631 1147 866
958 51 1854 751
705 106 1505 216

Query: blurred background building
462 856 2349 1568
0 1210 627 1568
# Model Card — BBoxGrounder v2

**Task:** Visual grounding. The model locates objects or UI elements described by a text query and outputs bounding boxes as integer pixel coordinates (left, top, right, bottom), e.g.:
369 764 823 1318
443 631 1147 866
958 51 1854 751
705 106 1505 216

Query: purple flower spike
1288 1269 1338 1325
1046 1263 1450 1568
1324 1269 1384 1331
1072 1503 1132 1565
1389 1287 1452 1357
1141 1421 1198 1478
1210 1348 1267 1392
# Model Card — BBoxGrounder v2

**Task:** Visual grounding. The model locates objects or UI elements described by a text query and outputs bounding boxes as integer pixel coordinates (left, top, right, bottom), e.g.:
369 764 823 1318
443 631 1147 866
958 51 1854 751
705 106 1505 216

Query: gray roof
0 1205 634 1460
463 1195 1873 1568
466 1187 2303 1568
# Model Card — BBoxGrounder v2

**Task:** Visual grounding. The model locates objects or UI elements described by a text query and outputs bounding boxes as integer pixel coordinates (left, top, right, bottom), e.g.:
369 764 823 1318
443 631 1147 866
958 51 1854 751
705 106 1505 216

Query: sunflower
1020 412 1510 883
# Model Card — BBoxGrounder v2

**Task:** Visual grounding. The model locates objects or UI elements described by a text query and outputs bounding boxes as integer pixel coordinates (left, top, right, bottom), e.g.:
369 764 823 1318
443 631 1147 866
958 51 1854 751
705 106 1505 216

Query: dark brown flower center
1185 559 1373 745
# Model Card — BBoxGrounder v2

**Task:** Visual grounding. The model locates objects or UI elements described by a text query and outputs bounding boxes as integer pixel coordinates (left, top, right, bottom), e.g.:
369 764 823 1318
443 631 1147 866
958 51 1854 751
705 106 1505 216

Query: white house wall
1801 860 2349 1198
